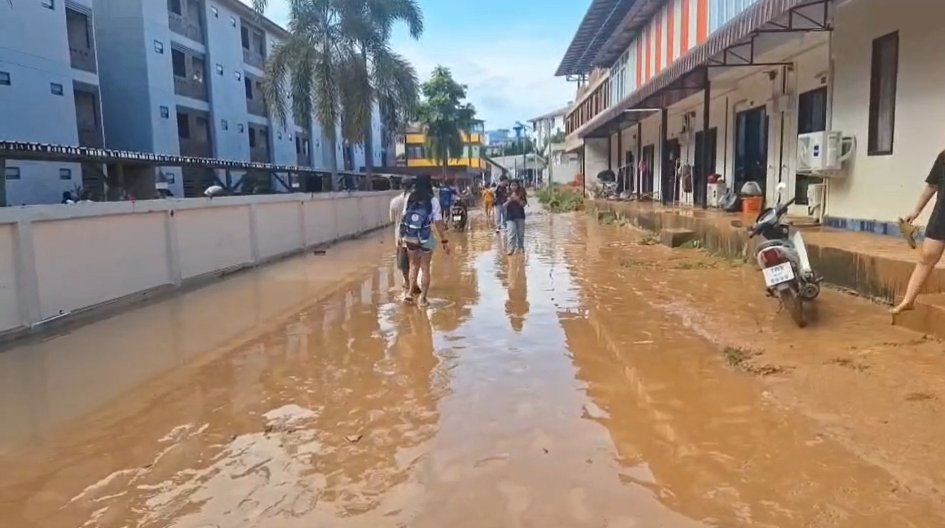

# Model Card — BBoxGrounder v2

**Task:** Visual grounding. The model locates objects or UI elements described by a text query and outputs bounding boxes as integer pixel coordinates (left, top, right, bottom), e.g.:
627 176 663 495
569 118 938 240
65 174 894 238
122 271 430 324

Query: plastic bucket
741 196 764 216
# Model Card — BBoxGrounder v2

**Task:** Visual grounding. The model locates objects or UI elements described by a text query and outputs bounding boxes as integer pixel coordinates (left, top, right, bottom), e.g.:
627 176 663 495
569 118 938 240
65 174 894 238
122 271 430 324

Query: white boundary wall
0 191 395 335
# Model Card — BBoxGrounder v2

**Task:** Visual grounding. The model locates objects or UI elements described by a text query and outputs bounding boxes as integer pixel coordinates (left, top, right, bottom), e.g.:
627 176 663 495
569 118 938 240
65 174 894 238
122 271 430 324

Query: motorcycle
748 182 823 327
450 199 468 231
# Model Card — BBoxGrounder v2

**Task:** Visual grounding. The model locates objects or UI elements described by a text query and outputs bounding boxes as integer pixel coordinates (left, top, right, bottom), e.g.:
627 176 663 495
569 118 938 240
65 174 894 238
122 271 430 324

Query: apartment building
394 123 485 182
0 0 105 204
558 0 943 231
91 0 382 197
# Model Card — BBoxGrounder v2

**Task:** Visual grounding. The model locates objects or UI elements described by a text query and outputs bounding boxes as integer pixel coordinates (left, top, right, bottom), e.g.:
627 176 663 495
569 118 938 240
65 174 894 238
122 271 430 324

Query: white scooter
748 182 823 327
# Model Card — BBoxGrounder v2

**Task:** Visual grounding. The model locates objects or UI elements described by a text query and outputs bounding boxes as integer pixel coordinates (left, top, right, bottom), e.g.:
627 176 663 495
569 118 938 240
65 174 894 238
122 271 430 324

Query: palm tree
253 0 421 188
346 0 423 177
415 66 477 183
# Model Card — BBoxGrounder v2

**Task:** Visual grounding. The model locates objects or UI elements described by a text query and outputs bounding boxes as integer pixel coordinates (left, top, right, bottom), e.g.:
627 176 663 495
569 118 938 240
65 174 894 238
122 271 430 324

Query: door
662 138 680 204
795 87 828 206
734 106 768 196
622 149 635 193
694 128 717 207
641 145 655 196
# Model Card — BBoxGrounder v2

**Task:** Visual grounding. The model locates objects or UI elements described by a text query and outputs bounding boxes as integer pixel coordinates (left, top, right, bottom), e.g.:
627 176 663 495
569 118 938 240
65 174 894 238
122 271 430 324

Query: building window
50 83 64 95
216 63 224 75
59 168 72 180
5 167 20 180
241 26 250 49
221 119 228 130
868 31 899 156
172 49 187 77
41 0 54 9
0 71 9 86
168 0 182 16
248 127 257 148
160 105 170 118
406 145 425 159
244 75 253 99
154 40 164 54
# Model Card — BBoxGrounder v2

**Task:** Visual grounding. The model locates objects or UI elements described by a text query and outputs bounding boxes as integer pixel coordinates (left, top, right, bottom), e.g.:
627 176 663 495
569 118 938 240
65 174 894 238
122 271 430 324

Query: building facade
0 0 105 205
558 0 938 230
92 0 382 197
395 124 485 179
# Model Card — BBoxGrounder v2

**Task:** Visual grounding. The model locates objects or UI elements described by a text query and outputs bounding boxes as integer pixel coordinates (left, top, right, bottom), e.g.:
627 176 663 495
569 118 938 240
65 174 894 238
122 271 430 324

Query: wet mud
0 211 944 527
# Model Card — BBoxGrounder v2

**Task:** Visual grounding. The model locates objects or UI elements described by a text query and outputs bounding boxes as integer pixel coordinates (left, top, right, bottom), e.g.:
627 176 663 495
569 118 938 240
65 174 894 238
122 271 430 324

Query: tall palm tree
253 0 362 189
415 66 477 183
346 0 423 177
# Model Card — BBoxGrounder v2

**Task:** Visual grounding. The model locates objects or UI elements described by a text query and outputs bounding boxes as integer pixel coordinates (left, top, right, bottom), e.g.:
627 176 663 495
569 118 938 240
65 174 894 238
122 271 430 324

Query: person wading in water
398 175 450 307
390 178 422 297
893 150 945 314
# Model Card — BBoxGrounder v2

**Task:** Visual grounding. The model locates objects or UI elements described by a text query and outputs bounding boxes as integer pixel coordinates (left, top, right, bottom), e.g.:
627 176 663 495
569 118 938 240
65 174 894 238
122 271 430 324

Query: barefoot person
892 151 945 314
399 175 450 306
390 178 421 297
482 184 496 225
505 179 527 255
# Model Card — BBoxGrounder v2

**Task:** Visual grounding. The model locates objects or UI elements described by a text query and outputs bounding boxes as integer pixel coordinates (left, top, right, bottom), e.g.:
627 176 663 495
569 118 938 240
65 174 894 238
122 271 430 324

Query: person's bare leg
892 238 945 314
405 250 421 303
418 252 433 306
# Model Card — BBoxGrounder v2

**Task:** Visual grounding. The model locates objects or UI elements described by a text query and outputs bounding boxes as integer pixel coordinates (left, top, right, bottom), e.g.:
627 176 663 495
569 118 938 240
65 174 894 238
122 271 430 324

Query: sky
242 0 590 131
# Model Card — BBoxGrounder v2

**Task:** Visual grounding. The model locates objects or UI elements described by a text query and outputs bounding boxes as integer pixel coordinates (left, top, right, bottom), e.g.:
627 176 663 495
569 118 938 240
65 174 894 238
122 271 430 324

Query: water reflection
505 257 529 332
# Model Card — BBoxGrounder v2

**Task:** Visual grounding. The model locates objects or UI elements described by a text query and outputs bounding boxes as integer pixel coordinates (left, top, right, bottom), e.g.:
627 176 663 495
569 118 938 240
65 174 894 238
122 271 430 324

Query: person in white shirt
398 175 449 306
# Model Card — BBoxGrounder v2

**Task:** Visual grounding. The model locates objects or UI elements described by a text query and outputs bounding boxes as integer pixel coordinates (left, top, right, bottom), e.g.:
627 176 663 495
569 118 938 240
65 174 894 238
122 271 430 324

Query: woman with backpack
398 175 450 306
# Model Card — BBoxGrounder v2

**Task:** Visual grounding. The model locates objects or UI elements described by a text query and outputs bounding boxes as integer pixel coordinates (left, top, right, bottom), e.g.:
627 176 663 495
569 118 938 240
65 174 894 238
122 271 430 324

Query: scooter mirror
775 181 787 205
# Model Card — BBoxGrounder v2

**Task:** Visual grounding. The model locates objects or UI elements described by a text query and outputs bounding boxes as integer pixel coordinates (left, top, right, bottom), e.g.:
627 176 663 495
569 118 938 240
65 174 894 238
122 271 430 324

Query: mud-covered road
1 210 944 527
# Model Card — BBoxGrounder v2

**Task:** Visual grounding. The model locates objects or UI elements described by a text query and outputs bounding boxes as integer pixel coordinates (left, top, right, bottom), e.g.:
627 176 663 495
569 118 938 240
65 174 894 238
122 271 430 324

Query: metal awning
555 0 636 77
578 0 820 137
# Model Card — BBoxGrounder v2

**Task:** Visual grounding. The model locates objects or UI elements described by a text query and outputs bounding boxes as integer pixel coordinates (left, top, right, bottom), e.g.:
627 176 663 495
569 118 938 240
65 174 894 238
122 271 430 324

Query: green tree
346 0 423 176
415 66 477 182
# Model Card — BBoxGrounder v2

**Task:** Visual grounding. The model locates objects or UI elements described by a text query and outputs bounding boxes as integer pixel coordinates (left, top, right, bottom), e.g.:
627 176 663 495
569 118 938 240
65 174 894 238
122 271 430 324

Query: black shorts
927 206 945 241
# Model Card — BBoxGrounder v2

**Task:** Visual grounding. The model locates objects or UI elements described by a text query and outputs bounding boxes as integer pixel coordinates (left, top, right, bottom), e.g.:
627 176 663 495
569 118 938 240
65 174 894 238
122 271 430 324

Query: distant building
393 123 485 183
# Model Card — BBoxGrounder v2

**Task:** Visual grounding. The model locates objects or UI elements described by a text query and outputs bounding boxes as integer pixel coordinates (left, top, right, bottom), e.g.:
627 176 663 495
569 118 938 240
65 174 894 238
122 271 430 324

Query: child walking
505 180 527 255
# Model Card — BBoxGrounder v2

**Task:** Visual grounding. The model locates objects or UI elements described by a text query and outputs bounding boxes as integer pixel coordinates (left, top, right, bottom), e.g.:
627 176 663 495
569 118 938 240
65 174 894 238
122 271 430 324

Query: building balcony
70 46 96 73
168 12 204 42
250 147 270 163
77 125 104 148
174 76 207 101
179 138 212 158
246 97 267 117
243 49 265 69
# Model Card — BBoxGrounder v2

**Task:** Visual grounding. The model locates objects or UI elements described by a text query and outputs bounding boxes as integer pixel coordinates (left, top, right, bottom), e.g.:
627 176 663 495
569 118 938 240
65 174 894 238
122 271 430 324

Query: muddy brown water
0 211 943 527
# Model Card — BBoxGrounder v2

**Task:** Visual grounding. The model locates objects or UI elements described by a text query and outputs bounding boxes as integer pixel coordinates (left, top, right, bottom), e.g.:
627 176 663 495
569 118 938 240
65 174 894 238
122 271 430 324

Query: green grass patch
537 185 585 213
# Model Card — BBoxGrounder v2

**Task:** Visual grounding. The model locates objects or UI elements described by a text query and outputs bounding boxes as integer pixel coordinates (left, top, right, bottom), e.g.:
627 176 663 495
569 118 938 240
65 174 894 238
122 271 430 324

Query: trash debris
345 434 363 443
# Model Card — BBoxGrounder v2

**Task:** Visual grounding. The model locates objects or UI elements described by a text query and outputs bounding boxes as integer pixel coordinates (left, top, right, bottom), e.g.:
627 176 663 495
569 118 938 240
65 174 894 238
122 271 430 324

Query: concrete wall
0 0 100 205
0 191 395 337
828 0 945 225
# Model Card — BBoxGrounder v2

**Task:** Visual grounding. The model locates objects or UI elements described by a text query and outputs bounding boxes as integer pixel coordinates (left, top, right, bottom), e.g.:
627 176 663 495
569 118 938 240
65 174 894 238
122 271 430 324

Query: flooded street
1 211 944 527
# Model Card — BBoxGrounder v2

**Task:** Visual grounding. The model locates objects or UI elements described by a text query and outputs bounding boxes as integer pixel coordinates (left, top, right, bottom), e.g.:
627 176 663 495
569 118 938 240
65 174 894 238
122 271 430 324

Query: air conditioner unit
797 131 852 175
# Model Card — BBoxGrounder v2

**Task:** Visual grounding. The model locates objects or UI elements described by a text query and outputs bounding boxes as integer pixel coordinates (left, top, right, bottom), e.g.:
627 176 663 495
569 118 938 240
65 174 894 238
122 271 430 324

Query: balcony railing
70 46 96 73
246 97 267 117
250 146 270 163
179 138 212 157
243 48 265 69
174 75 208 101
168 12 204 42
77 125 104 148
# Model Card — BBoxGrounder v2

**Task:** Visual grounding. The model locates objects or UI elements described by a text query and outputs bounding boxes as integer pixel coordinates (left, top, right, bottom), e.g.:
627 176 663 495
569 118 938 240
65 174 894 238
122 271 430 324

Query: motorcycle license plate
762 262 795 287
452 215 463 222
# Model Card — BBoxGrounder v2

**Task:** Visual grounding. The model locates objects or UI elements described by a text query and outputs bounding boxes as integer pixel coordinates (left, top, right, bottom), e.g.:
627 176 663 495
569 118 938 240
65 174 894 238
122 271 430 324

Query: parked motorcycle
450 199 468 231
748 182 823 327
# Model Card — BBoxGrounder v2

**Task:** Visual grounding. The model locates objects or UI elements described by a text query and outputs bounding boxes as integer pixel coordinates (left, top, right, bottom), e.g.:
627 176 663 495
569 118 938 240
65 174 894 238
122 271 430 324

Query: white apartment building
559 0 942 231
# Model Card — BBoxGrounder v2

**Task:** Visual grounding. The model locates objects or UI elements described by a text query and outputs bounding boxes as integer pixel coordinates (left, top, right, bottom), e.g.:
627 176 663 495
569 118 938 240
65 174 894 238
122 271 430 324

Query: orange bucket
741 196 764 216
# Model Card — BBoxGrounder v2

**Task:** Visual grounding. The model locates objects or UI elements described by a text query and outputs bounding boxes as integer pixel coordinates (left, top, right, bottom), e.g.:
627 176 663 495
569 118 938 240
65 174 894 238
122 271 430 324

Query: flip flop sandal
898 218 918 249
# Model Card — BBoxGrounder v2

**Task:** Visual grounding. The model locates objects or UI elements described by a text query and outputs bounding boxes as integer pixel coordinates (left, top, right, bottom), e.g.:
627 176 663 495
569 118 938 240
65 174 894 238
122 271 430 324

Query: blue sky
242 0 589 130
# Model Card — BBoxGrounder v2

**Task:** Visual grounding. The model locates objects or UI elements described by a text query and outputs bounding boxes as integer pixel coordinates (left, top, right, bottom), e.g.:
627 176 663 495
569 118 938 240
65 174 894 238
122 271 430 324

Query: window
177 112 190 138
868 31 899 156
221 119 228 130
5 167 20 180
50 83 63 95
41 0 54 9
66 9 91 50
168 0 182 15
216 63 224 75
254 31 265 55
172 49 186 77
154 40 164 54
0 71 9 86
241 26 250 49
244 76 253 99
194 116 210 142
248 127 257 148
59 168 72 180
406 145 425 159
160 105 170 118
